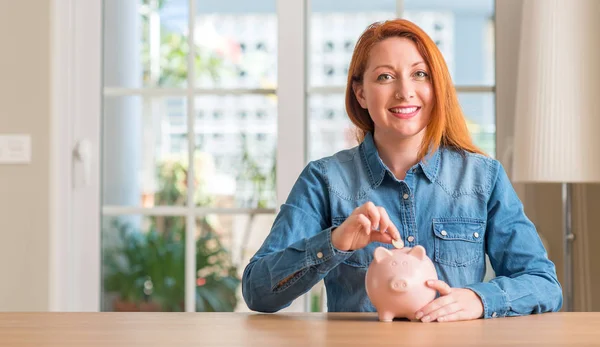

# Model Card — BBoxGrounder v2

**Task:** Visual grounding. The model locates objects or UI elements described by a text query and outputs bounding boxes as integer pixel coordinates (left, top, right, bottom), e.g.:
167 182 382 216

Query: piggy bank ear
409 245 427 260
373 247 393 263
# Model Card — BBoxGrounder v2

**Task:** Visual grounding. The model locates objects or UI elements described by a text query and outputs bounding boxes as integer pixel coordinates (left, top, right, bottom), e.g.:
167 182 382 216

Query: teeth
390 107 418 114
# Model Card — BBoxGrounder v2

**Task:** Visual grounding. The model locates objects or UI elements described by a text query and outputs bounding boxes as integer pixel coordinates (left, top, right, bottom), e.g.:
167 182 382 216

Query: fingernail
438 317 445 322
421 316 431 323
372 224 379 231
415 312 423 320
427 280 433 285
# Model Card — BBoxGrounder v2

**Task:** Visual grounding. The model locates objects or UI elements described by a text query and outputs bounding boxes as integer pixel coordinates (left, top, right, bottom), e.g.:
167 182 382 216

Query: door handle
73 139 92 187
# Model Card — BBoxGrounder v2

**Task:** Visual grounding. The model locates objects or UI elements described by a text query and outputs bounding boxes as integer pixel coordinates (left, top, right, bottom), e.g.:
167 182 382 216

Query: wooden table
1 312 599 346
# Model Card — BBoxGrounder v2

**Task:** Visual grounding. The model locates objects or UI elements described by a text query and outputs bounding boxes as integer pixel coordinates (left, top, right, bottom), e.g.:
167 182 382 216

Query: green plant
103 219 185 311
102 157 240 312
237 141 276 208
195 229 240 312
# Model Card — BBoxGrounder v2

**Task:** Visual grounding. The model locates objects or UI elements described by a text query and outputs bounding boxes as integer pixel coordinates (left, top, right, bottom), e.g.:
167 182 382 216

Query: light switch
0 135 32 164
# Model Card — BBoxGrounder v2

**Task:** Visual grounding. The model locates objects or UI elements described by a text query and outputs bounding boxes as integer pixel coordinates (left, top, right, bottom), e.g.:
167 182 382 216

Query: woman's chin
374 124 427 141
390 127 427 140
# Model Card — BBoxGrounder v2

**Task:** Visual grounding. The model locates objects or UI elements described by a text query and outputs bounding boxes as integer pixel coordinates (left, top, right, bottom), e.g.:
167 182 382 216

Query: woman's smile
388 105 421 119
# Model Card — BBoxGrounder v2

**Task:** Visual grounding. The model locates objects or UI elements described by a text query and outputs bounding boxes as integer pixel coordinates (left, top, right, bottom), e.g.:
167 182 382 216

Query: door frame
49 0 102 311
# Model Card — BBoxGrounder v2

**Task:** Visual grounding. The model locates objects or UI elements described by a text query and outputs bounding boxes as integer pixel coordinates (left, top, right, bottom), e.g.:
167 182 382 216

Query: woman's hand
414 280 484 323
331 202 401 251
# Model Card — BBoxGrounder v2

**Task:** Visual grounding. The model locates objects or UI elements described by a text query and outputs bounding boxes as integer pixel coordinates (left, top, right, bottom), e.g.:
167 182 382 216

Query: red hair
345 19 486 160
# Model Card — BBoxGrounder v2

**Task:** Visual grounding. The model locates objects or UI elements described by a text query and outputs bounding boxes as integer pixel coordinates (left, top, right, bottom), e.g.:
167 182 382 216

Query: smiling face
353 37 434 143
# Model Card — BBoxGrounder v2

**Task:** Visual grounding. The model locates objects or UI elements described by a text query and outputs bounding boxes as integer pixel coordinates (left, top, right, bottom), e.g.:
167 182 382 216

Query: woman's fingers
362 202 381 231
426 280 453 295
356 214 372 235
347 202 404 248
370 230 394 244
355 203 402 245
377 207 390 233
377 207 401 241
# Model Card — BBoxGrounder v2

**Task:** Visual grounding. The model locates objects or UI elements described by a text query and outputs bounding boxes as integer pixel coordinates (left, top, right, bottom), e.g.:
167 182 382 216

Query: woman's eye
414 70 429 78
377 74 393 81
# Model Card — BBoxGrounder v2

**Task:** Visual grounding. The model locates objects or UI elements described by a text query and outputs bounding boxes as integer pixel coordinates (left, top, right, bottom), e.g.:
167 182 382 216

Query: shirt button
492 312 497 318
316 252 324 259
441 230 448 236
474 232 480 238
402 193 409 200
407 236 415 242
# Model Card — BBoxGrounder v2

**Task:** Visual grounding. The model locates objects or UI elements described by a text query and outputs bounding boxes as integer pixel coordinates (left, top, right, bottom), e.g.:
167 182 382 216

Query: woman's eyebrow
371 64 395 72
370 61 426 73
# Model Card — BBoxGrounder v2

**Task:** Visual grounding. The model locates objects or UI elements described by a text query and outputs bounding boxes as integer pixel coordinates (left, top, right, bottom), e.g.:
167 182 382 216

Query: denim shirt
242 132 563 318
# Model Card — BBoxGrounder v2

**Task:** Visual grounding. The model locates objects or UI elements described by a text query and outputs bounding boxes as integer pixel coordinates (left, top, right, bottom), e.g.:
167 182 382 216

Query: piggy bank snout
389 278 409 293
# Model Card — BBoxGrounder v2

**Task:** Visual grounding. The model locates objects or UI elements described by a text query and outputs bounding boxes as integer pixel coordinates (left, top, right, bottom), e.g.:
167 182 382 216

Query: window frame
50 0 498 312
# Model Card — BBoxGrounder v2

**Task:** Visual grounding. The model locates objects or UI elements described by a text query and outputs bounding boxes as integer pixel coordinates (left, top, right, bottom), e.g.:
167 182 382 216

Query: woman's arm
241 161 354 313
465 161 563 318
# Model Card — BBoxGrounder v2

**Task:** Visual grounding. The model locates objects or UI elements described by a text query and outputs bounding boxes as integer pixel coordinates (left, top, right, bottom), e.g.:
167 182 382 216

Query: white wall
0 1 51 311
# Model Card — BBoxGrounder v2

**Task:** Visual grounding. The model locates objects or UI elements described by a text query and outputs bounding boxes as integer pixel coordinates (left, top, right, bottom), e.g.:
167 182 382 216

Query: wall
0 1 51 310
496 0 599 311
575 185 600 310
0 0 596 312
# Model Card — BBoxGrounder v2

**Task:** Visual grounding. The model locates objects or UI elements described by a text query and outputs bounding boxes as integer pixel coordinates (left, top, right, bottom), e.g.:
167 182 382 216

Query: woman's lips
388 106 421 119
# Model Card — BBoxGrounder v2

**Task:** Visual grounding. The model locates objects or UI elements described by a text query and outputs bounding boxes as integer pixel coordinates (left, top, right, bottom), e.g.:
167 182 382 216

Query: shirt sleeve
465 161 563 318
241 160 354 313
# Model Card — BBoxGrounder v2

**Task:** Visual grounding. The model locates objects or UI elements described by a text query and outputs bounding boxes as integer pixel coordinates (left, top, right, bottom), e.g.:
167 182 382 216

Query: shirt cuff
305 226 354 273
464 281 510 319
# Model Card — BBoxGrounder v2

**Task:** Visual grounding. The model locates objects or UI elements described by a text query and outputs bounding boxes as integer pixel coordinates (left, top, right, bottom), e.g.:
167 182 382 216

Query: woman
242 19 562 322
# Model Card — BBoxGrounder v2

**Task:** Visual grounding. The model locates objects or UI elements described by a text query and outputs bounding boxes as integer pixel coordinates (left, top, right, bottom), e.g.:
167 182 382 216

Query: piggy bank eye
402 261 408 266
391 261 397 266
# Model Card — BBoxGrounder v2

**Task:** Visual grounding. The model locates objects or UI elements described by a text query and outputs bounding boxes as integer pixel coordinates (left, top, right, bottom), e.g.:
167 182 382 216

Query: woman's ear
352 81 367 109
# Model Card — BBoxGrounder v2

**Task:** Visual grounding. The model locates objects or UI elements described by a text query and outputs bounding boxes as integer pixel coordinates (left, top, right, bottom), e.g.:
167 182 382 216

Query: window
101 0 278 313
101 0 495 314
404 1 496 156
308 1 495 161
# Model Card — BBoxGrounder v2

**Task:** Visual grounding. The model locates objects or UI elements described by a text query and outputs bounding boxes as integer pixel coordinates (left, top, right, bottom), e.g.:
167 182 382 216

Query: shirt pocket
432 218 485 267
332 216 372 268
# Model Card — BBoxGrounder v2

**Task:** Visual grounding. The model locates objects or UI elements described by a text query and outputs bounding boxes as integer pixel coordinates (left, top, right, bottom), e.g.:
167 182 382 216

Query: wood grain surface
0 312 599 346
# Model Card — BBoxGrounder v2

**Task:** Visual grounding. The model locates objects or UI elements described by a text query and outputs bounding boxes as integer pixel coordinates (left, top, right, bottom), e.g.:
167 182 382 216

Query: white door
49 0 102 311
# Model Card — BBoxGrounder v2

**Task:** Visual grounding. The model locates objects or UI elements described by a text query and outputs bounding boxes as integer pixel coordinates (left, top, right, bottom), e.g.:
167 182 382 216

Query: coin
392 238 404 249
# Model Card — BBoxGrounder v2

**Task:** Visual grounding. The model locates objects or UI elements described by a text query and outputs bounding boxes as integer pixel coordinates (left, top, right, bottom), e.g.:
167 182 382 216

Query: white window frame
50 0 499 312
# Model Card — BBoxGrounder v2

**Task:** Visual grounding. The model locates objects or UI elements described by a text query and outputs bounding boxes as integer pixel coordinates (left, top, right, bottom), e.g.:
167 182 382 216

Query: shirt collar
360 131 440 186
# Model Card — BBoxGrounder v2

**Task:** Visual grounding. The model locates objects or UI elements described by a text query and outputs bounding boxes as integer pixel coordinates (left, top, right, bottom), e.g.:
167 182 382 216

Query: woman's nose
394 90 415 101
394 81 415 101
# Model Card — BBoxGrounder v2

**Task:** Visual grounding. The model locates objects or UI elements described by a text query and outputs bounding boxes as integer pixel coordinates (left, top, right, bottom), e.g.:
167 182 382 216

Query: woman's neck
373 130 424 180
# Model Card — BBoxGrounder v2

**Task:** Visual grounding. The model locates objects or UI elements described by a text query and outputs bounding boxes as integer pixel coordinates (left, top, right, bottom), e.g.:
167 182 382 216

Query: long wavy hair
345 19 486 160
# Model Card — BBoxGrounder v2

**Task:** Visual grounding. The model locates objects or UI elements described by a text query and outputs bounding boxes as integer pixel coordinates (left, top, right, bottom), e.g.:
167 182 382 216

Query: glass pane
193 0 277 88
195 95 277 209
102 96 188 207
194 213 311 312
310 1 396 87
459 92 495 158
101 215 186 312
308 93 358 162
403 0 495 85
308 92 496 160
103 0 190 88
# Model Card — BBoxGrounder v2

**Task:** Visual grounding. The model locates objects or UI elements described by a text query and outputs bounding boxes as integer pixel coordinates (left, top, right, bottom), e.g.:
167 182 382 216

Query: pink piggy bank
365 245 438 322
